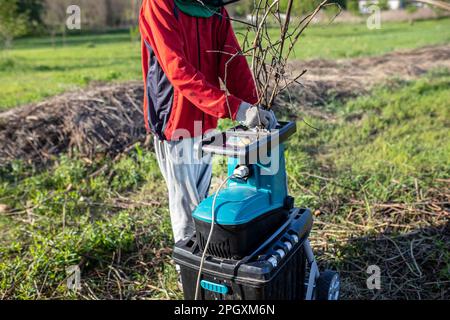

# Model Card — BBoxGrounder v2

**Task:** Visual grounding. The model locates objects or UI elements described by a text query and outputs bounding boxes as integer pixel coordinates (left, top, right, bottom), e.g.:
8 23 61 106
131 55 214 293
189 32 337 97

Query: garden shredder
173 121 340 300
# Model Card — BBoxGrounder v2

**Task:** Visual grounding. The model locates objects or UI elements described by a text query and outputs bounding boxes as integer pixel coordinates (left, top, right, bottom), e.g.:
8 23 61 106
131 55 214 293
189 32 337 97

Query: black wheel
316 270 340 300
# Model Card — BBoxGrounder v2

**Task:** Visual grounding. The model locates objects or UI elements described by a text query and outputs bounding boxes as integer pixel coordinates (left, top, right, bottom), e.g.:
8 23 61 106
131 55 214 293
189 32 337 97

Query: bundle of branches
227 0 340 112
0 83 147 166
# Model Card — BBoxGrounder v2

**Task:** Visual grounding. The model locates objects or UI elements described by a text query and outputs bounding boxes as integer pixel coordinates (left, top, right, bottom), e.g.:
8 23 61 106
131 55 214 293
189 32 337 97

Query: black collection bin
194 208 289 260
173 208 313 300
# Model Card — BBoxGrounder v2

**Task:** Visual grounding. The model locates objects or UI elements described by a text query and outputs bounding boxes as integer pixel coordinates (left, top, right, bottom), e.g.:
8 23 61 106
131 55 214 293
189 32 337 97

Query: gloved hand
236 102 278 130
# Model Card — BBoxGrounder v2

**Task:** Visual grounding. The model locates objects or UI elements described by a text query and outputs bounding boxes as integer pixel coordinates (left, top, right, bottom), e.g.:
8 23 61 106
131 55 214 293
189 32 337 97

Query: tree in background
375 0 390 10
44 0 109 32
230 0 253 16
231 0 347 17
347 0 360 14
105 0 127 27
43 0 72 46
43 0 112 46
41 0 141 33
17 0 45 33
0 0 29 48
332 0 348 10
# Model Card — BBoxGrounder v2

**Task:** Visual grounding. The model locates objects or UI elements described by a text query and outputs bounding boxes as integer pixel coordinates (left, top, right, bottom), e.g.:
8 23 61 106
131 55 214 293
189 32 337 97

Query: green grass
1 70 448 299
284 70 450 298
0 148 181 299
0 15 449 299
0 18 449 111
0 33 141 111
286 69 450 209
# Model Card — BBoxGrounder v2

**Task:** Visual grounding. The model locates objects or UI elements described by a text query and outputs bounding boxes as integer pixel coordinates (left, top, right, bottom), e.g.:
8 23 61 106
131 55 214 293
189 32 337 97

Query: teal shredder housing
193 144 288 226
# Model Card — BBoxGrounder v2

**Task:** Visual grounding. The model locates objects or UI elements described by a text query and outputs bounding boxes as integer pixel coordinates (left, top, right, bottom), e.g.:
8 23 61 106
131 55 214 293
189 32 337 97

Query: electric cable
194 174 235 300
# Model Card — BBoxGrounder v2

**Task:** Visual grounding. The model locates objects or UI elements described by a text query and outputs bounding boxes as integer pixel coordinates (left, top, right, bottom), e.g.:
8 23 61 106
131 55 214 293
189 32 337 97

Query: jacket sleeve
218 9 259 106
139 0 242 120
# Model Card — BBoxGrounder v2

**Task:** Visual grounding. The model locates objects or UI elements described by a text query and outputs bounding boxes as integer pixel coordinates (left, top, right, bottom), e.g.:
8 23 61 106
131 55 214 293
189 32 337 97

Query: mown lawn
0 18 449 110
1 69 448 299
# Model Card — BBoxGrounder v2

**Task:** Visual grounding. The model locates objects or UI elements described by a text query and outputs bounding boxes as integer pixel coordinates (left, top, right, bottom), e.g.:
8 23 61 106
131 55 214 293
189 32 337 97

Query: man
139 0 277 243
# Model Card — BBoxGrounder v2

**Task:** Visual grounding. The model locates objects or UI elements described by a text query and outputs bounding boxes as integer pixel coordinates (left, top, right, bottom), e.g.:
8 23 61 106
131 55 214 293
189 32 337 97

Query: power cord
194 174 236 300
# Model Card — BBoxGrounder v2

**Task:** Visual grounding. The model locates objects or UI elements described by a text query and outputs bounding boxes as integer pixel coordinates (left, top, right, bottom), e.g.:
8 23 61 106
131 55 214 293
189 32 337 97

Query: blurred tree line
1 0 142 46
230 0 347 16
1 0 356 47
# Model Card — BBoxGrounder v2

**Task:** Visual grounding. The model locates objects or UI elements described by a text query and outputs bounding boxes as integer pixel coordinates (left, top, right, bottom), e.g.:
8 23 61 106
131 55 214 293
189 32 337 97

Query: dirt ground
0 44 449 165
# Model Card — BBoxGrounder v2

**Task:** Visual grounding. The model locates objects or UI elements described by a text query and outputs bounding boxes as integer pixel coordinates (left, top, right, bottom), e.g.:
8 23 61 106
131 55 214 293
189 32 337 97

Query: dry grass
310 181 449 299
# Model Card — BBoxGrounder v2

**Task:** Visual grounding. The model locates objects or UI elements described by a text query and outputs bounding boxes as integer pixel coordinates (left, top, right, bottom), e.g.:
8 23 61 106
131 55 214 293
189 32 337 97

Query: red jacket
139 0 258 141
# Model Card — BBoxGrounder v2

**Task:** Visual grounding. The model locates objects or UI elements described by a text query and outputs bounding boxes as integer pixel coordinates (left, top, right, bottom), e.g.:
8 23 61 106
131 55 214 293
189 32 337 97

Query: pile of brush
0 83 147 166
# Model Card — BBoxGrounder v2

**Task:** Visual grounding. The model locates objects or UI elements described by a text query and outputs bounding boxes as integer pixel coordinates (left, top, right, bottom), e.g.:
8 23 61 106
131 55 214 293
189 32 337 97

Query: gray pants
154 136 212 243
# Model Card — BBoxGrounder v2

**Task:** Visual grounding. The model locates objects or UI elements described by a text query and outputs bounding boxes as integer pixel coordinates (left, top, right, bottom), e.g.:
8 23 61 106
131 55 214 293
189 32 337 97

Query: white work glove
236 102 278 130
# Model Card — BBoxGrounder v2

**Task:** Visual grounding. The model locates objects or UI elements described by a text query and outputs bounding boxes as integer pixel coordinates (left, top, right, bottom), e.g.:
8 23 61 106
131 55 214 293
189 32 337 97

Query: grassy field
0 17 449 300
0 69 448 299
0 18 450 110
